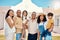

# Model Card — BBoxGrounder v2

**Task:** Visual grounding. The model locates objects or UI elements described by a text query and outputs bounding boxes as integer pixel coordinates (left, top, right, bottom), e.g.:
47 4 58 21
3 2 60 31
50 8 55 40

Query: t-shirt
46 19 54 29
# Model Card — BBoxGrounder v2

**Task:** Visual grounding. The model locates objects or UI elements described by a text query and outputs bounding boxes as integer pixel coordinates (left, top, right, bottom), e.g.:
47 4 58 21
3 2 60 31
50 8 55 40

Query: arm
37 30 40 40
21 23 26 39
48 23 54 32
6 18 14 28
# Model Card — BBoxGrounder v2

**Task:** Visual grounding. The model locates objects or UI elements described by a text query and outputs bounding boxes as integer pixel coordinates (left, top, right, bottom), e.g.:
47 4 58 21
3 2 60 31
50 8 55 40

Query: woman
22 10 28 40
5 9 15 40
37 13 47 40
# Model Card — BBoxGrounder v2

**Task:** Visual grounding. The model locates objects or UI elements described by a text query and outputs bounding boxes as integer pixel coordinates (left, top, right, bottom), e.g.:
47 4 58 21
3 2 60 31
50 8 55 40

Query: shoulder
6 16 11 20
6 16 11 22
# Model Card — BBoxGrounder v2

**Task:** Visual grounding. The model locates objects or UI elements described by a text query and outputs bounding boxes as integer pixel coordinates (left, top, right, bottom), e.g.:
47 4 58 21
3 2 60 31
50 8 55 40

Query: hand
21 37 24 40
48 28 53 32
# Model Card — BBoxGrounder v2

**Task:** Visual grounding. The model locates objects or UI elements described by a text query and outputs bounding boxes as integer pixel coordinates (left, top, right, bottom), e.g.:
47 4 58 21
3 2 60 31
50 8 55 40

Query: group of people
5 9 54 40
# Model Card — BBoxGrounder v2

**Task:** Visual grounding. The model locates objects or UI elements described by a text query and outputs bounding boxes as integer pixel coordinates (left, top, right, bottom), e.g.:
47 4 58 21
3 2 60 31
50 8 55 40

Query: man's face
32 13 36 19
17 10 21 16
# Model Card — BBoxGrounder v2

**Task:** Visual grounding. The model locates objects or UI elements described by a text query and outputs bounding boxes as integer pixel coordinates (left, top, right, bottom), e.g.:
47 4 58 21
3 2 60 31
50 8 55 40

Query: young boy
46 12 54 40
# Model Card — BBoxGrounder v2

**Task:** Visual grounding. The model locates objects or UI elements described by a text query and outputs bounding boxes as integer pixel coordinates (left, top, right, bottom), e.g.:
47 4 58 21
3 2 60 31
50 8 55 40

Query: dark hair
22 10 28 16
47 12 53 16
22 10 28 20
5 9 14 19
32 12 36 14
16 10 21 13
37 15 47 24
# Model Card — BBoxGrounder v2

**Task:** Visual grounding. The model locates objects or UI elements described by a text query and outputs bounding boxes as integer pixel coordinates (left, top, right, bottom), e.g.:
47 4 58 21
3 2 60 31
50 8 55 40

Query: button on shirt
28 19 38 34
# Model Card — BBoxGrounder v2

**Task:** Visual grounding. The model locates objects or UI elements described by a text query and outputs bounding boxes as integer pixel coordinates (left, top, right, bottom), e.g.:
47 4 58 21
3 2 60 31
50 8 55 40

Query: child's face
23 12 27 16
48 16 53 19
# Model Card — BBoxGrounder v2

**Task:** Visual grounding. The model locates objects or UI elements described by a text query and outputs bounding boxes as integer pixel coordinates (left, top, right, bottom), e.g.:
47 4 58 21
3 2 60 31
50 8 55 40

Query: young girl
22 10 28 40
37 13 47 40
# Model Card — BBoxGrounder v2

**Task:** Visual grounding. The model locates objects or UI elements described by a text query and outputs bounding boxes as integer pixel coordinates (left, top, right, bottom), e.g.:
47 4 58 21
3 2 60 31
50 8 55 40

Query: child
22 10 28 40
46 12 54 40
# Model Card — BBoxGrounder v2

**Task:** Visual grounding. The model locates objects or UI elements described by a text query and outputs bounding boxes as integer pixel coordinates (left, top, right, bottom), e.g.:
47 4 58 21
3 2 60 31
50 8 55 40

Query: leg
46 35 52 40
45 30 52 40
33 33 37 40
40 34 42 40
28 34 32 40
16 33 22 40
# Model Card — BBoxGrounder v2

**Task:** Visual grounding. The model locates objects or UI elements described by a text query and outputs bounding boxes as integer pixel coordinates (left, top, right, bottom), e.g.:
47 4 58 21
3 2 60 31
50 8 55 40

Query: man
13 10 23 40
27 12 38 40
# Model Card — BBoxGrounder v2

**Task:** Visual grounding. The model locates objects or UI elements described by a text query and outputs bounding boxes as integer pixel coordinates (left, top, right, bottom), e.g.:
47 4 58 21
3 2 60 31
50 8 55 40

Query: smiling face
32 12 36 19
40 15 44 21
23 12 27 16
9 11 14 17
48 16 53 19
17 10 21 16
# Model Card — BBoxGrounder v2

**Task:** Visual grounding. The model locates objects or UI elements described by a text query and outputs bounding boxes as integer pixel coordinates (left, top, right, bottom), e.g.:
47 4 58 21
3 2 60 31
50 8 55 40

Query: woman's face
40 15 44 21
23 12 27 16
9 11 14 17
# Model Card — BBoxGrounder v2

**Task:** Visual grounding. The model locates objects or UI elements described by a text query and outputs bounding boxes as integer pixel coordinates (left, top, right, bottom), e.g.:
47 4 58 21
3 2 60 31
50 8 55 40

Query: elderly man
27 12 38 40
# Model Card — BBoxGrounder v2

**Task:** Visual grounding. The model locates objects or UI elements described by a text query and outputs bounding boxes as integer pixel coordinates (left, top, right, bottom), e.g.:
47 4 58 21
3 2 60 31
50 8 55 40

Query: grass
0 35 16 40
0 35 60 40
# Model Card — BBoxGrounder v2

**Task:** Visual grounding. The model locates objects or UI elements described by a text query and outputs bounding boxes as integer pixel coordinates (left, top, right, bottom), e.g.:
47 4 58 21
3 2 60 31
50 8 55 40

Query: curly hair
37 15 47 24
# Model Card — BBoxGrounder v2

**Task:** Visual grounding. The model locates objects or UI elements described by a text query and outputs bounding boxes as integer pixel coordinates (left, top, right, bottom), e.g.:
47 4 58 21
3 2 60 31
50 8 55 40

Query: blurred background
0 0 60 40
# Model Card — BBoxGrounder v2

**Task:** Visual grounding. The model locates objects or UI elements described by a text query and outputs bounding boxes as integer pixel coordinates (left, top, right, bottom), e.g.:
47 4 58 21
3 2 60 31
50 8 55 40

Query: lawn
0 35 60 40
0 35 16 40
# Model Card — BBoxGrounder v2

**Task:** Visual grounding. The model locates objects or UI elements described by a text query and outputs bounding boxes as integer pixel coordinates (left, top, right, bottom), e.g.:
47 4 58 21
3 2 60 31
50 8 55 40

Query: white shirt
28 19 38 34
22 16 29 24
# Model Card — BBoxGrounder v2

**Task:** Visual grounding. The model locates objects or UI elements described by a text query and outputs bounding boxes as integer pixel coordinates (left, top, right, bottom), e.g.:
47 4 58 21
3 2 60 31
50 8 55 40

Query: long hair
5 9 14 19
22 10 28 20
37 15 47 24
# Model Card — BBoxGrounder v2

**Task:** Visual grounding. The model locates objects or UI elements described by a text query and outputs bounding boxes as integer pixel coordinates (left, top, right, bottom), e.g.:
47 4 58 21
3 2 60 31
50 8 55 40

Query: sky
0 0 52 8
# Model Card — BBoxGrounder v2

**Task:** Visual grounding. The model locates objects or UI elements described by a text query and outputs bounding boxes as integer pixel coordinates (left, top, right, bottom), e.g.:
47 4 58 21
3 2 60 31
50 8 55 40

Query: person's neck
31 18 35 21
17 15 21 18
49 18 52 20
23 15 27 17
40 21 43 23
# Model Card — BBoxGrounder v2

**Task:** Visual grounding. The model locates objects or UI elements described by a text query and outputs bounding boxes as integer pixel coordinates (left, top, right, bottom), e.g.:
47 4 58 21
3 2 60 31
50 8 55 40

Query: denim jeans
28 33 37 40
45 30 52 40
16 33 22 40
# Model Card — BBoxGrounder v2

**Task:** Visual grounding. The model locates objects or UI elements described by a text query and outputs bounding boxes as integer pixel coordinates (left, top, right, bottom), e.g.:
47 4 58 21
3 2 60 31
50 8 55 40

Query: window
54 15 60 27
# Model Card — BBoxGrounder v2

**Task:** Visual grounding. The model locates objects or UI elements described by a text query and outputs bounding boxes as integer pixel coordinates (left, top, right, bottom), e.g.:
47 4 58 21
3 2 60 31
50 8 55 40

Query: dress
4 16 15 40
